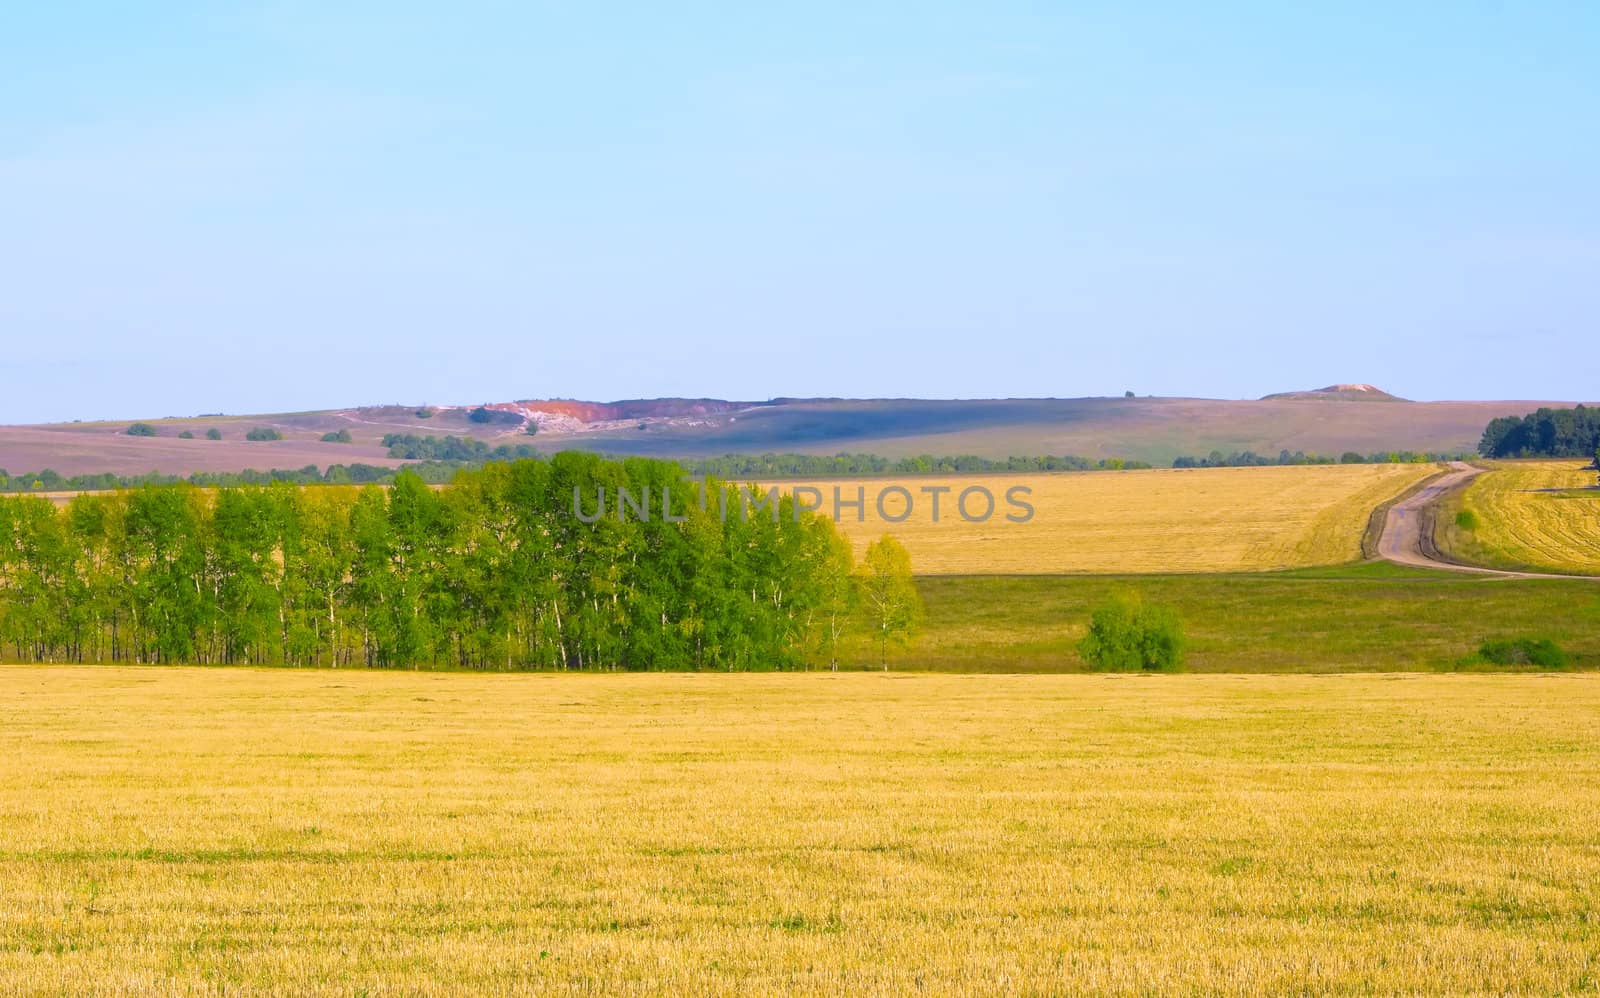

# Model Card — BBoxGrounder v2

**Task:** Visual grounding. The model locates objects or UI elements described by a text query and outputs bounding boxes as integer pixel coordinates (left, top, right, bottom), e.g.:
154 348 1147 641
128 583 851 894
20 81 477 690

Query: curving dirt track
1377 462 1595 579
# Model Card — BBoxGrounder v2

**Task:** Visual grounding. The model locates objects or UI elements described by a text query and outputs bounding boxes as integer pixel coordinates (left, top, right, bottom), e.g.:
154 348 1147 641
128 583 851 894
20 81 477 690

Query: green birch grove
0 453 866 671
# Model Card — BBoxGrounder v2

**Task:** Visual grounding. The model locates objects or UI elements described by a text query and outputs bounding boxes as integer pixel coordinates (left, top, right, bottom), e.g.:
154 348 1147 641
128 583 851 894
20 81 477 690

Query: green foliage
321 429 353 444
415 408 434 419
0 456 858 672
1455 509 1479 531
1477 637 1569 669
0 459 477 494
1480 405 1600 458
682 452 1151 477
206 428 222 441
1174 449 1466 468
383 434 540 462
855 535 922 669
525 422 539 436
811 525 856 670
0 447 1162 496
126 423 157 437
178 431 195 439
1077 594 1184 672
464 406 527 427
245 427 283 442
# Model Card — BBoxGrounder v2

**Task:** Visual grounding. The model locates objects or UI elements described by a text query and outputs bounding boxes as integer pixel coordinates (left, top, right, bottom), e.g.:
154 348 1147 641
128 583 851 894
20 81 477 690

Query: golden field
1443 461 1600 575
4 667 1599 995
769 463 1437 574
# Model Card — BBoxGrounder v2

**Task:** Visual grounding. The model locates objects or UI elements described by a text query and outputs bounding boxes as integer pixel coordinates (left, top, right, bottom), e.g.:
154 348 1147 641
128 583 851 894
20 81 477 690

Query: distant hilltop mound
1261 384 1408 402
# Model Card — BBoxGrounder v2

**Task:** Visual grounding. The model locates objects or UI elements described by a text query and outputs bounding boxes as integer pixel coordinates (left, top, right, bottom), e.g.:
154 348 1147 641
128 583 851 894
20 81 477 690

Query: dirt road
1377 462 1593 579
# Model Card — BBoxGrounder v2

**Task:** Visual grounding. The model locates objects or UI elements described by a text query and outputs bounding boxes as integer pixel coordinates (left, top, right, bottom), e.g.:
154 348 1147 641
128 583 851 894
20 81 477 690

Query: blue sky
3 2 1596 422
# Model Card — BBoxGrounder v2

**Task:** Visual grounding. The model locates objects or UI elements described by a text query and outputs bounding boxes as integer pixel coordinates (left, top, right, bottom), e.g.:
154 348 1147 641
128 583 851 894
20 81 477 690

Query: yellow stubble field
1444 461 1600 575
3 666 1599 994
767 463 1438 574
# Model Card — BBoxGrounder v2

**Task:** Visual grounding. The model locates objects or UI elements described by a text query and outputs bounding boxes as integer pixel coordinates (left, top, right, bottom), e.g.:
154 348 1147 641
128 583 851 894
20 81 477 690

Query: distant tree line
126 423 281 440
1171 449 1470 468
384 442 1154 476
0 454 877 671
383 434 542 462
1478 406 1600 460
679 452 1153 478
0 438 1491 497
0 464 445 495
1 449 1141 496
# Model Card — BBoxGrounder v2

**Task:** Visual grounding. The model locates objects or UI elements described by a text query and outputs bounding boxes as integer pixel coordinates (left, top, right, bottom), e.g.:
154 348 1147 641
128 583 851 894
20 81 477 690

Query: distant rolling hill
1 391 1590 478
1260 383 1409 402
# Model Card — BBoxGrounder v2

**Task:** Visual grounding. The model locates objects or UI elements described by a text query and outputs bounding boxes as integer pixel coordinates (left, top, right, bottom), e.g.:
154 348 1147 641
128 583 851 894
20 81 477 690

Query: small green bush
321 429 352 444
1077 594 1184 672
1478 637 1568 669
245 427 283 442
126 422 157 437
415 408 434 419
1455 509 1479 531
205 428 222 440
178 430 195 439
468 406 495 424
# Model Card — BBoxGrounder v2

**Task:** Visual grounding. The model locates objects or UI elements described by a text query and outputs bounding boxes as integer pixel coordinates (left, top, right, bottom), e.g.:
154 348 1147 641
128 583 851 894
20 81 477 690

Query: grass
768 463 1439 575
4 667 1600 994
1435 460 1600 575
850 563 1600 672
